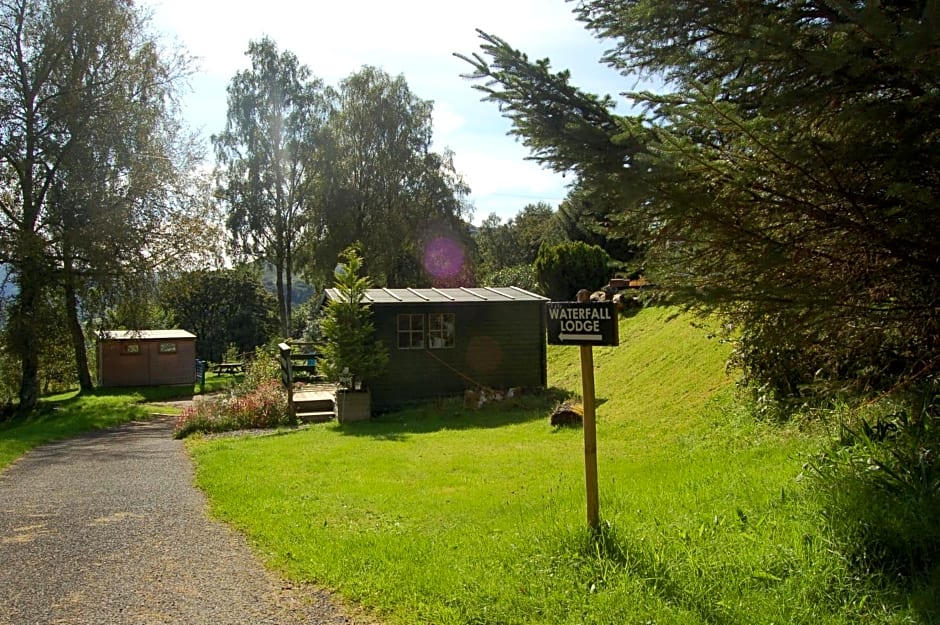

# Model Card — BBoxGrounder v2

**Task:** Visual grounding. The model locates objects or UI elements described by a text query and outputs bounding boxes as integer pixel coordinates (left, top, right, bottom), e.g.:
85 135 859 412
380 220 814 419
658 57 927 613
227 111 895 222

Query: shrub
534 240 611 301
174 379 294 438
239 344 282 392
810 391 940 584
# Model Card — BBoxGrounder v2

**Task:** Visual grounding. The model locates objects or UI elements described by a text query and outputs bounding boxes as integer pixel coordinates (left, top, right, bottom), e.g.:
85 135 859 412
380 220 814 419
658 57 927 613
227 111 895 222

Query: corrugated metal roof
99 329 196 340
324 286 547 304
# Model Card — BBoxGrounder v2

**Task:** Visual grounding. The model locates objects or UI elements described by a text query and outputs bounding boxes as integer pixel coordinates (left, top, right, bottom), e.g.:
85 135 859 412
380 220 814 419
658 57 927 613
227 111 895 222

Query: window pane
429 313 455 349
397 314 425 349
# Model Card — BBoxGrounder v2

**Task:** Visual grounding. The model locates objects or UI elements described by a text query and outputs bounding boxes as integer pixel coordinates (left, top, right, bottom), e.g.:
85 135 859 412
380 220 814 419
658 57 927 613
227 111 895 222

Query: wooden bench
212 362 244 375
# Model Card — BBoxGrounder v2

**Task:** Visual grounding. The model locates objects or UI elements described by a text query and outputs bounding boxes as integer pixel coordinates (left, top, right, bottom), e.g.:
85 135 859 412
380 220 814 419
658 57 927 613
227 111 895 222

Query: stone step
295 398 334 411
297 410 335 423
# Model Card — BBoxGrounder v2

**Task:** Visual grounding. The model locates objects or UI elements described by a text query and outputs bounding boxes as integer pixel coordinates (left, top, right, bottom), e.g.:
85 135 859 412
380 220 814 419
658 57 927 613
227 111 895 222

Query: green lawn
186 308 930 625
0 372 240 470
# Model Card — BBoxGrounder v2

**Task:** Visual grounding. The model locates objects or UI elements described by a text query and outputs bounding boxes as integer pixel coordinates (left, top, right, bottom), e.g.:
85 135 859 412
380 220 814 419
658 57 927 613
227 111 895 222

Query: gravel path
0 417 363 625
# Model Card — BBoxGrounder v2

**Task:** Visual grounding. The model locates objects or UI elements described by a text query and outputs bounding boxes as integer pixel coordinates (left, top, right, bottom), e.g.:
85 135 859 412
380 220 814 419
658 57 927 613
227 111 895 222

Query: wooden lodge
323 286 549 411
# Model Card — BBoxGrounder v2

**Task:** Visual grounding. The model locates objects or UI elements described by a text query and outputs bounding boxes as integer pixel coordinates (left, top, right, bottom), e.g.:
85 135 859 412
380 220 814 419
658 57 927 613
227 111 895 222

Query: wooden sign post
580 344 600 530
546 300 619 532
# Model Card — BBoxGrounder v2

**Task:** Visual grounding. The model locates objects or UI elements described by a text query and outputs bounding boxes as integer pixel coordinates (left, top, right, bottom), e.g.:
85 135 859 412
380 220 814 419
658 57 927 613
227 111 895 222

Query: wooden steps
293 385 337 423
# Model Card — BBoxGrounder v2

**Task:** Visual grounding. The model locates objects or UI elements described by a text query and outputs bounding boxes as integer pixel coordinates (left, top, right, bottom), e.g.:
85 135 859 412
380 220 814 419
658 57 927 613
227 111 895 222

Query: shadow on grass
335 387 572 440
88 385 195 403
555 522 746 625
0 391 157 470
808 409 940 624
815 472 940 623
554 512 935 624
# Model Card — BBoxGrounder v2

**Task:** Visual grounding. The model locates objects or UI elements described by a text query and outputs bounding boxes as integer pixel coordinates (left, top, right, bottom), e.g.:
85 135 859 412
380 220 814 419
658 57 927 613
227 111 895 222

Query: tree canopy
216 55 474 334
306 66 472 288
161 267 279 362
0 0 192 412
213 37 330 337
474 202 565 291
460 1 940 405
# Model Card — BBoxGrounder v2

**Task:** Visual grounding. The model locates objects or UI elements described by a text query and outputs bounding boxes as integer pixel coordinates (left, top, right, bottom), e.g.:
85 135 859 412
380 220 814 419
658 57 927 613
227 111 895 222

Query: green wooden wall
367 300 547 411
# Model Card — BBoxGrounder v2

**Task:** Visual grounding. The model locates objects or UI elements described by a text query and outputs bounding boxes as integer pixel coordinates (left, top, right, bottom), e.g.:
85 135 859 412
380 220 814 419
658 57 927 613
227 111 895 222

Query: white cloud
431 101 465 139
145 0 617 223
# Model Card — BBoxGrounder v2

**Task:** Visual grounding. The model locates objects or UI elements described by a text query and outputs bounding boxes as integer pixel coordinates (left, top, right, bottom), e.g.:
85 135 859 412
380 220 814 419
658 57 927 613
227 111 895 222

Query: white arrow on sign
559 333 603 342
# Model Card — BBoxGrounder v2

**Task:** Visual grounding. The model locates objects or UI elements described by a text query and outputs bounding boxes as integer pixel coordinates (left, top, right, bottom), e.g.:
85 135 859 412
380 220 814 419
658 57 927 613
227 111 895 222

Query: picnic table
212 362 244 375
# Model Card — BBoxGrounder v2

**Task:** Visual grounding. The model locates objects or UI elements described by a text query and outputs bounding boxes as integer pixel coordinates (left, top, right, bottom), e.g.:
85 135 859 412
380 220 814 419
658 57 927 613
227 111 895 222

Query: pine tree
459 2 940 403
316 247 388 390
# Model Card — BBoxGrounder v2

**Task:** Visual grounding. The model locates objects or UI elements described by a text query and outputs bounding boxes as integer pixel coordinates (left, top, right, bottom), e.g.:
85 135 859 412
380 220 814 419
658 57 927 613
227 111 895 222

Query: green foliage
238 345 283 392
0 343 20 408
291 293 325 342
316 247 388 390
474 203 566 278
557 183 643 270
173 379 292 439
479 262 541 294
460 3 940 408
534 240 611 301
160 267 280 362
305 66 472 288
811 393 940 587
1 286 79 404
474 212 527 274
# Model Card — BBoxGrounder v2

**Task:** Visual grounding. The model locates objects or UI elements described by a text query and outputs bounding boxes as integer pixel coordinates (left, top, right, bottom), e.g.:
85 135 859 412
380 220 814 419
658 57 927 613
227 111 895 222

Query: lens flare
423 236 465 282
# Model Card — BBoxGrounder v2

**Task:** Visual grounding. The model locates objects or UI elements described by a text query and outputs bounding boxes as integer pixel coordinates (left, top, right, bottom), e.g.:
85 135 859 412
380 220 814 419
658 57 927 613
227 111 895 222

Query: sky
143 0 628 225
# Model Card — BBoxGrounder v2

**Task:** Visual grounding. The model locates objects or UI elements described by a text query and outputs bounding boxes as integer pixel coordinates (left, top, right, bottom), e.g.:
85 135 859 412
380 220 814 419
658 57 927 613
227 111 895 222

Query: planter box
334 390 371 423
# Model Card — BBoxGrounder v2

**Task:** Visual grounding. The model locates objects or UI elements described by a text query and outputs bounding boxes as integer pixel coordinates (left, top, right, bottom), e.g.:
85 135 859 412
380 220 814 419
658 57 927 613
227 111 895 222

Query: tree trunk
12 264 42 416
275 260 288 338
285 249 293 337
17 349 40 417
63 272 94 392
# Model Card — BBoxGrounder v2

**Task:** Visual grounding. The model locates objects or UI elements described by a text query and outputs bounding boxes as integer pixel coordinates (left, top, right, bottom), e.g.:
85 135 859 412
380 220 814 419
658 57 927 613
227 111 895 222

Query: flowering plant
174 379 293 438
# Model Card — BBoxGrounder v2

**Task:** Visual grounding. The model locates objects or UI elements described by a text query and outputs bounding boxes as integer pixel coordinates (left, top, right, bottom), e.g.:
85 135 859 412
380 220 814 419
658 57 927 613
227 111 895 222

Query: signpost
547 300 619 531
546 301 619 347
194 359 206 393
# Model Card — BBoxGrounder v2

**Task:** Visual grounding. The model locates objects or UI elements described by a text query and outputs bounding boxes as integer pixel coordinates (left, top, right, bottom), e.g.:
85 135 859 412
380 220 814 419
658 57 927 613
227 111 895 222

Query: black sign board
546 301 619 346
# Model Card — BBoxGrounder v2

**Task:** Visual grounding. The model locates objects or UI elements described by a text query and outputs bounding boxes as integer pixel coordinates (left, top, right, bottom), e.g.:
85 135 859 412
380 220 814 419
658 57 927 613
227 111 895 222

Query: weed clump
809 393 940 606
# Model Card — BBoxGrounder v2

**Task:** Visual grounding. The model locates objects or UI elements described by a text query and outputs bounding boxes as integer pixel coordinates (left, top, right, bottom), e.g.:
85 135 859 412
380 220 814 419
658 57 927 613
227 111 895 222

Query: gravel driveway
0 417 361 625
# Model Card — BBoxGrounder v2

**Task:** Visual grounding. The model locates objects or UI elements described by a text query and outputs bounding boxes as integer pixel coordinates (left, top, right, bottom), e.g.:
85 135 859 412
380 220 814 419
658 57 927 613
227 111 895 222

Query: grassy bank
186 307 930 624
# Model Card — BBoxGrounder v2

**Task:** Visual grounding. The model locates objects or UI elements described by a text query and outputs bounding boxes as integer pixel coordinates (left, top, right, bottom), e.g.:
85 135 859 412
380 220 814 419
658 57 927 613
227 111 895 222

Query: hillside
187 307 931 625
549 306 735 448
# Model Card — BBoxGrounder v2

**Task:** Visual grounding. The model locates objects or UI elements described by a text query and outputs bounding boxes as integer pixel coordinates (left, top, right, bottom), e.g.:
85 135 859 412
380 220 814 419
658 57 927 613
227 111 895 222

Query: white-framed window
159 342 177 354
428 313 455 349
397 314 425 349
122 343 141 355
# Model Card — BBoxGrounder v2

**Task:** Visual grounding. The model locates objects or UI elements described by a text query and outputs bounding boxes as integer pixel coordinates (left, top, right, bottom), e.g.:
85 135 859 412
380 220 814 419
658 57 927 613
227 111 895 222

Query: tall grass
186 307 932 624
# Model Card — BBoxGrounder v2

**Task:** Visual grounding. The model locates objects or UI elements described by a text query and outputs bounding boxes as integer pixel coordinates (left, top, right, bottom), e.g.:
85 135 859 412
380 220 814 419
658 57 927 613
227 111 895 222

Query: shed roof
324 286 547 304
99 329 196 340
